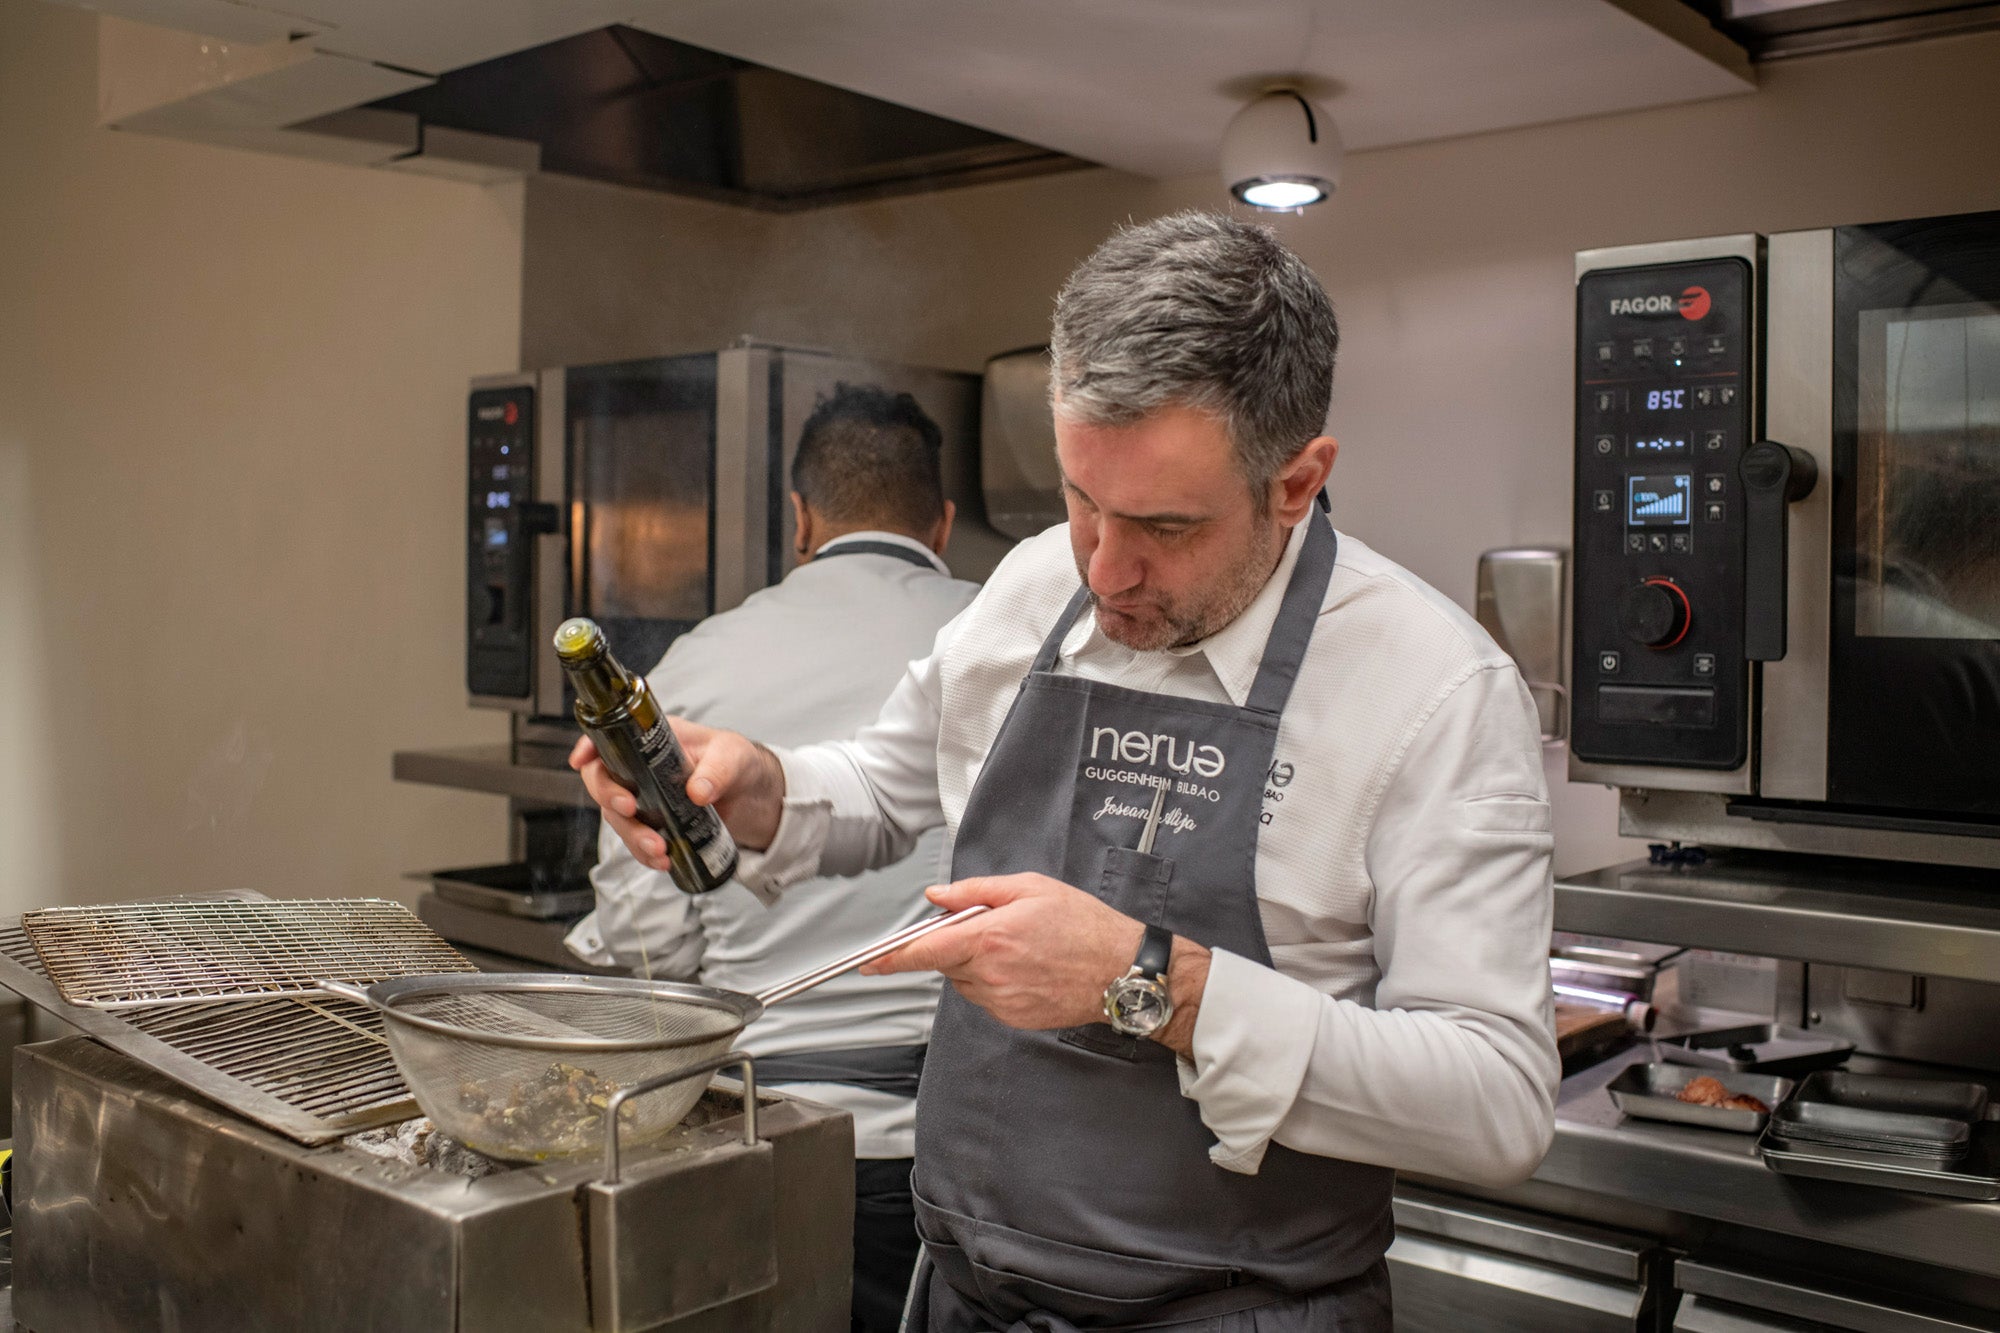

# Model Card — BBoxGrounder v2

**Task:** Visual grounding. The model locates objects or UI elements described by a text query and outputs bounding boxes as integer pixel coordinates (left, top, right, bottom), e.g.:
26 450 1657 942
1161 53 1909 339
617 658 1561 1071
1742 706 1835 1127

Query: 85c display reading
1645 388 1686 411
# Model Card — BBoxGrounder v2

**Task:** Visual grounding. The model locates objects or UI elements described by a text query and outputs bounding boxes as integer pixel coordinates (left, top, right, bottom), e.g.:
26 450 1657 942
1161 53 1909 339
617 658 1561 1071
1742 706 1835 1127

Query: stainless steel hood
366 25 1091 211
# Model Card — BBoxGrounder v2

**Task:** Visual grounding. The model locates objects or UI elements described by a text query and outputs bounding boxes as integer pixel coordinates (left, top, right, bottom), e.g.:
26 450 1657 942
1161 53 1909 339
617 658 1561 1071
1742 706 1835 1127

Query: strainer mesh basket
373 979 751 1162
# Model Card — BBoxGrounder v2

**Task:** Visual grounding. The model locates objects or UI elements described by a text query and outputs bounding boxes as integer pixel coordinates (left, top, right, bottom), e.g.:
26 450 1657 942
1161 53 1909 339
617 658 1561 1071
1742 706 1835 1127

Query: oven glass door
565 355 718 678
1829 210 2000 818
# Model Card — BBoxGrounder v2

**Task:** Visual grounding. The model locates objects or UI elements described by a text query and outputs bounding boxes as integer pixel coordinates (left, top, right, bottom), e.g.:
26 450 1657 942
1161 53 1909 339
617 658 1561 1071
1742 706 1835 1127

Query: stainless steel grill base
12 1037 853 1332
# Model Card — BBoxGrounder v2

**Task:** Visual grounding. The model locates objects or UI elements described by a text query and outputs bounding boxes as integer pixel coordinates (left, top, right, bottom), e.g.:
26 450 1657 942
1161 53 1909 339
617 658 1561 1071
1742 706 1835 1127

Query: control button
1593 489 1615 513
1595 342 1617 365
1705 335 1729 356
1694 386 1716 408
1619 578 1693 649
1667 336 1690 359
1693 653 1716 677
1703 429 1727 452
1632 338 1655 362
1670 532 1691 553
1649 533 1668 553
1594 434 1616 456
1717 384 1739 406
1705 474 1726 496
1626 533 1647 554
1599 651 1622 674
1705 500 1726 522
1595 389 1621 414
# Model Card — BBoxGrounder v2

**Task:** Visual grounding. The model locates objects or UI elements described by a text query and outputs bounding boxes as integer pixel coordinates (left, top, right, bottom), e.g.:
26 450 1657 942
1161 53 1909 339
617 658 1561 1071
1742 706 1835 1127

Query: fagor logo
1609 286 1711 320
1089 727 1225 778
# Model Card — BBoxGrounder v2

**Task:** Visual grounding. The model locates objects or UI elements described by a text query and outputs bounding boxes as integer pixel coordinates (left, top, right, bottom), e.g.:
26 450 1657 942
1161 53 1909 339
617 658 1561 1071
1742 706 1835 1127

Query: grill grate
0 907 457 1143
22 898 474 1008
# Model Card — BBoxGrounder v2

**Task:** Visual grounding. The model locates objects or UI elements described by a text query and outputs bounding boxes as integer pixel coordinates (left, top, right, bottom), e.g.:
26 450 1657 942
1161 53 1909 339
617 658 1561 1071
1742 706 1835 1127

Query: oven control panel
467 384 536 701
1572 258 1752 770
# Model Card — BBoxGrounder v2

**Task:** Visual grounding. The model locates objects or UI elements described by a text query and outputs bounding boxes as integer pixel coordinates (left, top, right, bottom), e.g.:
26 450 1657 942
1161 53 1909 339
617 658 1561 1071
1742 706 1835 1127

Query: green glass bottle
553 617 738 894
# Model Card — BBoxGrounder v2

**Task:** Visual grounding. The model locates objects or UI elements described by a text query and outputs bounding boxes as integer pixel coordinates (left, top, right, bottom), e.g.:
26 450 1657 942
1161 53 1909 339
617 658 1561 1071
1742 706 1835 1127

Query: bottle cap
553 617 605 661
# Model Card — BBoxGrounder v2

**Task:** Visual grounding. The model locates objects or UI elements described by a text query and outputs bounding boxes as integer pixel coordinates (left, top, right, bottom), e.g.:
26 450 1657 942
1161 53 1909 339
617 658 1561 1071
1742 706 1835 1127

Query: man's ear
1272 437 1337 525
931 500 957 557
790 492 813 561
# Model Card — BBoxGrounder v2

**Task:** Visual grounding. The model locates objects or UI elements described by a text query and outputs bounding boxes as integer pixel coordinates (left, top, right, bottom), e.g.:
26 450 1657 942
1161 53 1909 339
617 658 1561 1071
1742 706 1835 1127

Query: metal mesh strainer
320 904 985 1163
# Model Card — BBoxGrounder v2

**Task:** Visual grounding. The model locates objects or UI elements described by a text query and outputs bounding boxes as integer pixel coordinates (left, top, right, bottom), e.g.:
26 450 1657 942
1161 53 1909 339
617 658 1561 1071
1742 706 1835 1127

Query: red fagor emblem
1678 286 1712 321
503 401 520 425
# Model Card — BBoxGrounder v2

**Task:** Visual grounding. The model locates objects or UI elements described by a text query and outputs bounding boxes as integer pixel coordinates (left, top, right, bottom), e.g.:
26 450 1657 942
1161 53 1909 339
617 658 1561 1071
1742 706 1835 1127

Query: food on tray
1675 1074 1769 1113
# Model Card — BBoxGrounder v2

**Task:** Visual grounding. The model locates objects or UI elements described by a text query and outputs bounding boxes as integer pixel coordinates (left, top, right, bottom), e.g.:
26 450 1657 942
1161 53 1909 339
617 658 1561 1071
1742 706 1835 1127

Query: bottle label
637 714 731 853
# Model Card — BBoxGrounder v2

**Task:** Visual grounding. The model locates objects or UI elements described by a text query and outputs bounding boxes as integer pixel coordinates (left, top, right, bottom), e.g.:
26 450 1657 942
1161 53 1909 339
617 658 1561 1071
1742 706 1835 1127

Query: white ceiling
619 0 1757 178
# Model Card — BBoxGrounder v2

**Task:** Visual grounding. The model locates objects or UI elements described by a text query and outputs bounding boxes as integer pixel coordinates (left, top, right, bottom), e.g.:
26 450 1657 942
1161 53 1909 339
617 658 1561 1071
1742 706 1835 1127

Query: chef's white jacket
739 520 1561 1185
567 531 979 1158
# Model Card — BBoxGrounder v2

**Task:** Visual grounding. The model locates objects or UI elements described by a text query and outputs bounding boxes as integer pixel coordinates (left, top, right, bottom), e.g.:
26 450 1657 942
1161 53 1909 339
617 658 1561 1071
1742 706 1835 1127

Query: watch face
1107 977 1172 1036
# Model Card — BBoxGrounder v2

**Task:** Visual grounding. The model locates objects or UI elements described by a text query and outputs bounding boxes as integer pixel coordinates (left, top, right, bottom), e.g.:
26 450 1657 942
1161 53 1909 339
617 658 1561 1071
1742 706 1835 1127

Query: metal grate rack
0 909 445 1144
22 898 473 1008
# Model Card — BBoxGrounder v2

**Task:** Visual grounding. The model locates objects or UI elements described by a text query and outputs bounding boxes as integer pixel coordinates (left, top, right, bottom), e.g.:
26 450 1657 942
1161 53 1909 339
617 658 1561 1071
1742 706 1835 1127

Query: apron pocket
915 1185 1243 1325
1096 846 1173 918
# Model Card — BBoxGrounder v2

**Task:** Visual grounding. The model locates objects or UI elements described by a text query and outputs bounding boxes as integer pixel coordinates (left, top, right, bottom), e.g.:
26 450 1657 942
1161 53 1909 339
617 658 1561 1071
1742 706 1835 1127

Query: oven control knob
1619 578 1691 648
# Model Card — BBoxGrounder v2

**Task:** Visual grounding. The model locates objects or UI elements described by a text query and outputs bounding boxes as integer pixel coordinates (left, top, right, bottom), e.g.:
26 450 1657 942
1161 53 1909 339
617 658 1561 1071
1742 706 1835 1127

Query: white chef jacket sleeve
1179 662 1559 1186
733 616 956 899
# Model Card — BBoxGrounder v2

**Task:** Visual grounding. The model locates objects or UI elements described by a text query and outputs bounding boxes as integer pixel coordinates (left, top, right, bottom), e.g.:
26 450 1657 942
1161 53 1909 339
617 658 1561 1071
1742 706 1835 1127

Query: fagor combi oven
1570 208 2000 868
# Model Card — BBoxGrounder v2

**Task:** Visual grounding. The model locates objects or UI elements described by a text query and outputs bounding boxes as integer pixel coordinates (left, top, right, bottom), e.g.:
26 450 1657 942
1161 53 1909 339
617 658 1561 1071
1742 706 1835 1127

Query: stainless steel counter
1506 1045 2000 1280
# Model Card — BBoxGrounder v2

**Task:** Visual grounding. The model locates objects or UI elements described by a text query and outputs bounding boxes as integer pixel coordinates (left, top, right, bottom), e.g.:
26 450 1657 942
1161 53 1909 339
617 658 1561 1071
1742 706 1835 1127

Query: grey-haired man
574 211 1559 1331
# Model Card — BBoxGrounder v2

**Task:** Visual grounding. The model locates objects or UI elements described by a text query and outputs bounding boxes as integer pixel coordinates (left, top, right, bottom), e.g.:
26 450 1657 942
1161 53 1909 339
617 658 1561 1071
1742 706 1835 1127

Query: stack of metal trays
1759 1071 2000 1200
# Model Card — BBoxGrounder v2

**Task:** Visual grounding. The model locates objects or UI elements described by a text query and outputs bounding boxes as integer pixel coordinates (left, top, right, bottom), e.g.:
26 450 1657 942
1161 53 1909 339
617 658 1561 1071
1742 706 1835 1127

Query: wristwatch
1103 923 1174 1037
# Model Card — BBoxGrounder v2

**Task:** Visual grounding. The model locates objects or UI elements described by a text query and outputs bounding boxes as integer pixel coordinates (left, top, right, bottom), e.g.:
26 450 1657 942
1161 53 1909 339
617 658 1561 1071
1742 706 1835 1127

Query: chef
564 382 979 1332
573 210 1559 1332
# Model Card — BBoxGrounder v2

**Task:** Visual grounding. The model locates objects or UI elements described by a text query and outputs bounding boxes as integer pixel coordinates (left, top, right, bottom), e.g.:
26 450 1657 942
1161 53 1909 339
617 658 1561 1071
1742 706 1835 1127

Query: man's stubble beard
1080 523 1290 652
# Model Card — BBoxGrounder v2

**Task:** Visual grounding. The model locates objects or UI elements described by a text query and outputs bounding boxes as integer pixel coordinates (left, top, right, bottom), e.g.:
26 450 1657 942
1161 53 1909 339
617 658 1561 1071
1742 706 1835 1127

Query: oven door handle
1740 440 1818 662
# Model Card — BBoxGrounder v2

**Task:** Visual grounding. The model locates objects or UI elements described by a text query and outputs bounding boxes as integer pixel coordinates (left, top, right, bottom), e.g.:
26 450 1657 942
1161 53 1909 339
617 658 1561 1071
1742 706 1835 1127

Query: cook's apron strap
1242 510 1337 719
754 1042 927 1097
813 540 941 572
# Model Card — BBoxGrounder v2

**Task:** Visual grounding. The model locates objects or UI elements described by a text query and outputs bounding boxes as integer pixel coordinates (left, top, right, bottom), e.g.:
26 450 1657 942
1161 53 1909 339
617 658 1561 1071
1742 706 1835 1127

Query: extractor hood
365 26 1091 211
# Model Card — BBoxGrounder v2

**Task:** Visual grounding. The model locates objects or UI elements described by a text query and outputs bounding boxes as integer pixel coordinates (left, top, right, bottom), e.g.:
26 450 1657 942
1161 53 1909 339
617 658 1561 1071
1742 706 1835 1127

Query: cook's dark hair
791 383 946 534
1050 210 1338 496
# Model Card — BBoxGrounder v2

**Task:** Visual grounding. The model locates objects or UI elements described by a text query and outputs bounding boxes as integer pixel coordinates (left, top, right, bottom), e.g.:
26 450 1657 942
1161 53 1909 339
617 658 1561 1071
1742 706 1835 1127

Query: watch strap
1134 922 1173 982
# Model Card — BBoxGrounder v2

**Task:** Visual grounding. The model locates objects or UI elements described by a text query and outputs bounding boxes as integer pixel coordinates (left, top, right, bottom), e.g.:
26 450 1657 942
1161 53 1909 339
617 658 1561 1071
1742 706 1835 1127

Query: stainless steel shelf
1555 853 2000 984
392 745 591 807
1414 1047 2000 1282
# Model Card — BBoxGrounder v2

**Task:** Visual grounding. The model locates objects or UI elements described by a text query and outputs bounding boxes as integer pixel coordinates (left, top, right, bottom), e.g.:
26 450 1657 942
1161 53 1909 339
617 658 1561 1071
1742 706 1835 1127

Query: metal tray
1607 1062 1793 1134
1788 1069 1989 1121
425 863 596 919
1656 1023 1854 1076
1758 1121 2000 1201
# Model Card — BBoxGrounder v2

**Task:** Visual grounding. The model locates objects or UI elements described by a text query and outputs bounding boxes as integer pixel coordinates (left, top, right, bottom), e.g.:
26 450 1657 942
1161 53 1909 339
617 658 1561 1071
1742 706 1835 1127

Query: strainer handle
753 905 990 1007
315 979 375 1007
601 1050 758 1186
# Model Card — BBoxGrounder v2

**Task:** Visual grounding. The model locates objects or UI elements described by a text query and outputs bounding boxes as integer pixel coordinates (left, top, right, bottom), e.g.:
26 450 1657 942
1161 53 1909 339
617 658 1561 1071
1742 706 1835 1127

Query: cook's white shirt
566 531 979 1158
738 519 1561 1184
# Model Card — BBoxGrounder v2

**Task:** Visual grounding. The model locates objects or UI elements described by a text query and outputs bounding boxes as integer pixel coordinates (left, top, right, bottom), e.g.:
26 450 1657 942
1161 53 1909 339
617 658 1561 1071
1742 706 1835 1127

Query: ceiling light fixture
1219 88 1343 211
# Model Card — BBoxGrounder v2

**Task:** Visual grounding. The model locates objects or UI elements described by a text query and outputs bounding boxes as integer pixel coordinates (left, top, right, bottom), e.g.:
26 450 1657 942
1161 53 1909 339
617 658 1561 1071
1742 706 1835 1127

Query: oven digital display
1643 388 1688 411
1629 434 1690 458
1627 473 1693 527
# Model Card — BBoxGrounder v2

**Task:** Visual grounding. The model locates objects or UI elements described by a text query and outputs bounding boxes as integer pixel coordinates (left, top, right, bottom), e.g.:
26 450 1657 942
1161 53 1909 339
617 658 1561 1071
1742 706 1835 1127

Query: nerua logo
1089 726 1225 778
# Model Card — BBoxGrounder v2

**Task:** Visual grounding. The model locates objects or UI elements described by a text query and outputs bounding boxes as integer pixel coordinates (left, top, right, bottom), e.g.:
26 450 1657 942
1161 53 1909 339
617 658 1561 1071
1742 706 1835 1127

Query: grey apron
907 513 1394 1333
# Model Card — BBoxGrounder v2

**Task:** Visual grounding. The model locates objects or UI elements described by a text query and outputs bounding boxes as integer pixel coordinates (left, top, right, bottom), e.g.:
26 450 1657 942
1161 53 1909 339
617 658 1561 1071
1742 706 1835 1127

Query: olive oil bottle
553 617 738 894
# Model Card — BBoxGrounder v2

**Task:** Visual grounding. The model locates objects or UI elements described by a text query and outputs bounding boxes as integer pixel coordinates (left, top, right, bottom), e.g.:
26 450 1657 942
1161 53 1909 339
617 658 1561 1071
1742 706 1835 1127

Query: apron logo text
1089 726 1226 777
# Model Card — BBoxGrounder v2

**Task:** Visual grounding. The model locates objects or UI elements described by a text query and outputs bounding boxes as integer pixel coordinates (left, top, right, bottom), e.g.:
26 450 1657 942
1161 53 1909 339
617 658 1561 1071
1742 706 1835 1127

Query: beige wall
522 27 2000 874
0 0 522 912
